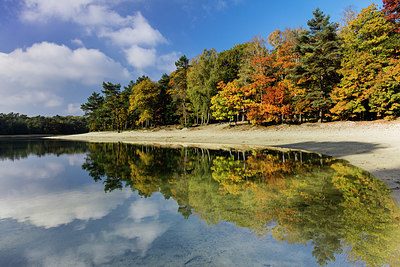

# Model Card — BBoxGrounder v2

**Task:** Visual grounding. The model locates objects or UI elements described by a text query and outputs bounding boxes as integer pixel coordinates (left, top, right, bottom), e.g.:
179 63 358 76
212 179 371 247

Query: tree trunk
318 109 323 123
182 101 187 126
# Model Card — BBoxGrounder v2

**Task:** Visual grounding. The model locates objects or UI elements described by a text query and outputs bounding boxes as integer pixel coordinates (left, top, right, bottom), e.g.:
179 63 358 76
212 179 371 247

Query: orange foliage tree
245 43 297 124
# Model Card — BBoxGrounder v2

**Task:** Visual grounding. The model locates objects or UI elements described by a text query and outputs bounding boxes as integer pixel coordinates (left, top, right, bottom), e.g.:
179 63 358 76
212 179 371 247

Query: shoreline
49 120 400 204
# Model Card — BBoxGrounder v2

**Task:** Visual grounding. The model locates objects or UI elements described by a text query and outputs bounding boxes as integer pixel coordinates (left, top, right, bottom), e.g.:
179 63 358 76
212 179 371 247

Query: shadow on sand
273 141 384 158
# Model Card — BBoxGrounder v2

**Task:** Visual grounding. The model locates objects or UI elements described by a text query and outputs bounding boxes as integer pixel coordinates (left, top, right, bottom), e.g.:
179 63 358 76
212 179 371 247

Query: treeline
0 113 88 135
82 2 400 131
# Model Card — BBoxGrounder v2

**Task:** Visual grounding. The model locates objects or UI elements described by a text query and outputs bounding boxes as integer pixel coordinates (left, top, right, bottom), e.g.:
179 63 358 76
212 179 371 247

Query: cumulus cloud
67 154 87 166
0 42 129 115
67 103 83 115
98 12 170 70
0 161 64 180
21 0 132 27
23 195 177 266
20 0 175 73
128 198 160 222
157 52 181 73
71 39 84 47
0 154 133 229
0 184 132 228
99 12 167 47
67 154 86 167
124 45 157 70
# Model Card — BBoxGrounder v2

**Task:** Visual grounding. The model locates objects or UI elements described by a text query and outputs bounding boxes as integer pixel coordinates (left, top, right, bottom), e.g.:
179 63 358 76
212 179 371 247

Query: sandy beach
51 120 400 203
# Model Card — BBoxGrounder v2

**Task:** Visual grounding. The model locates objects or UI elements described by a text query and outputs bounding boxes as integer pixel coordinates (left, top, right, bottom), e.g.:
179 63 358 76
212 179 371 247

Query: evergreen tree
81 92 106 131
290 8 341 122
170 55 190 126
157 73 176 125
101 82 122 130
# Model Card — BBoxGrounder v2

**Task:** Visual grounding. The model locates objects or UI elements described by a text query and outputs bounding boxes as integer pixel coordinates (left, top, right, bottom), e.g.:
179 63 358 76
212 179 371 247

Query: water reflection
83 143 400 266
0 139 89 161
0 140 399 266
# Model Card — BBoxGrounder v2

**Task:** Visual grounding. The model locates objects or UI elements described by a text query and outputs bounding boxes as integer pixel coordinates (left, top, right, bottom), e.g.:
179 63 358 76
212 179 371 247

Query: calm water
0 139 399 266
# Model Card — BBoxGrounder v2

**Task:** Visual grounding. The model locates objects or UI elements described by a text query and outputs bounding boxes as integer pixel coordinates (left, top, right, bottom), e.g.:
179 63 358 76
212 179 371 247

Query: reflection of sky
0 154 133 228
0 153 180 265
21 194 178 266
0 152 356 266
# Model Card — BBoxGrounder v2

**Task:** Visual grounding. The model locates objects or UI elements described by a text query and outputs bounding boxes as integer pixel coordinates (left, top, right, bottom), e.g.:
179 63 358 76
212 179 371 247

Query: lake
0 139 399 266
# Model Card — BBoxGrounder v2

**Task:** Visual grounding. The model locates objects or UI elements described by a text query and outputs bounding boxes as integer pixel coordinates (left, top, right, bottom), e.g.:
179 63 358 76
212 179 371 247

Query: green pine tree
290 8 341 122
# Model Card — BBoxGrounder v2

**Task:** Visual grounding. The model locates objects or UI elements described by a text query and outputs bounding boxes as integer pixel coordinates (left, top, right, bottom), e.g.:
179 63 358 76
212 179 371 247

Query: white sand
51 120 400 203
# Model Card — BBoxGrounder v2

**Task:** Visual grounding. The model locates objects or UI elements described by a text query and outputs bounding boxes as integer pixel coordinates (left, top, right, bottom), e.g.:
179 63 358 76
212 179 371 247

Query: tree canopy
77 0 400 132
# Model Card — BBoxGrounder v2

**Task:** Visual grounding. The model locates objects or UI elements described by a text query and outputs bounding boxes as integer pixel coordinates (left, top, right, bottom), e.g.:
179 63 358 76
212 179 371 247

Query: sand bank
50 120 400 203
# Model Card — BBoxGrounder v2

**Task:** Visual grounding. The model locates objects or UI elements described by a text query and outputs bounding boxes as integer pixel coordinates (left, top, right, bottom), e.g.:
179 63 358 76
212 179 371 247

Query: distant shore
49 120 400 204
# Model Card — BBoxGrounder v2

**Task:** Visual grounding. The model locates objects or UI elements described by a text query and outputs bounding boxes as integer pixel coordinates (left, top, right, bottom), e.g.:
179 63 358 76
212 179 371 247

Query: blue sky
0 0 376 116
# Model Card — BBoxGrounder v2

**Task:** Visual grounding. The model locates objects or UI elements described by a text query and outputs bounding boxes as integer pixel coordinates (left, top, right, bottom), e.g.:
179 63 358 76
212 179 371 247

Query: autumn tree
267 28 310 123
369 57 400 118
338 6 357 36
217 43 248 84
331 4 400 120
290 8 341 122
244 42 297 124
383 0 400 32
237 36 267 88
267 27 304 50
187 48 220 124
118 79 145 130
129 78 161 127
210 81 246 123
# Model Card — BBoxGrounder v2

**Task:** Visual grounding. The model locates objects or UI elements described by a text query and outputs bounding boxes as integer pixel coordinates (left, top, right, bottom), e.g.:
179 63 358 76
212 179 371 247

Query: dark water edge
0 134 54 139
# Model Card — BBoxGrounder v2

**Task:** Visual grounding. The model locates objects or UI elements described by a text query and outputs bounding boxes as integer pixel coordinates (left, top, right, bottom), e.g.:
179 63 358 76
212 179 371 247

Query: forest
81 1 400 131
0 113 88 135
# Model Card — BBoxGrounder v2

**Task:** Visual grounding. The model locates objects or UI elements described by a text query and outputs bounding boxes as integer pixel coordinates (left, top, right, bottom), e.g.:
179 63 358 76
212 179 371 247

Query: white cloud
20 0 177 75
68 154 87 166
0 155 133 229
110 221 168 253
71 38 84 46
99 12 167 47
67 103 83 115
0 183 132 228
74 4 132 28
157 52 181 73
0 90 63 110
124 45 157 69
21 0 132 27
0 161 64 180
23 195 177 266
0 42 129 115
128 198 160 222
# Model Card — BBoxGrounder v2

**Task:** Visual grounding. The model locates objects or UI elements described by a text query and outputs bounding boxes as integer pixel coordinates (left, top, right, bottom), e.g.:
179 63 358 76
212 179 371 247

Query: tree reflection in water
82 142 400 266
